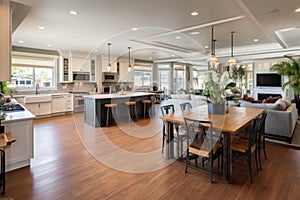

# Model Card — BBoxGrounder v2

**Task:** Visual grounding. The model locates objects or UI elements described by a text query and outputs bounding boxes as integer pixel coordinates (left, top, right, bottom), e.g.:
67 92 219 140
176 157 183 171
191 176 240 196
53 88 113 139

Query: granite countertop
83 92 155 99
0 101 35 124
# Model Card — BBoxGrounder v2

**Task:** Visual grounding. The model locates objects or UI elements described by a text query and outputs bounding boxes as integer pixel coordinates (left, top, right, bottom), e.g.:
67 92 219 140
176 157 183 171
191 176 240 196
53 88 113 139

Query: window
134 65 152 87
9 54 57 90
158 64 170 90
173 64 186 93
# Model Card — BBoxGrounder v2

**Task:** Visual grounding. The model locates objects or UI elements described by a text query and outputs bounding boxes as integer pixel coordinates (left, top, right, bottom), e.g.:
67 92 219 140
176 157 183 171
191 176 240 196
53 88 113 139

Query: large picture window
133 65 152 87
9 54 57 90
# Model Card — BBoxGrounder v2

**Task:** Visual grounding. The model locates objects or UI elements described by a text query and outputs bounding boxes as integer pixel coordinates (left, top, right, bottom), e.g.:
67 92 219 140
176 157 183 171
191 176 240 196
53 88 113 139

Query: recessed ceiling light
253 38 259 42
295 8 300 12
18 40 24 43
47 44 52 47
132 27 138 31
189 31 200 35
149 57 152 60
176 36 181 39
69 10 78 15
190 11 199 16
204 45 209 49
171 55 175 57
38 26 45 30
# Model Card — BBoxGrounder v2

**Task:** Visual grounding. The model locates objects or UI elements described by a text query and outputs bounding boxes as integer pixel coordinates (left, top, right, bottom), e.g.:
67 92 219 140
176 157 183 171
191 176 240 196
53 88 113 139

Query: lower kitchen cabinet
25 102 51 117
3 119 34 172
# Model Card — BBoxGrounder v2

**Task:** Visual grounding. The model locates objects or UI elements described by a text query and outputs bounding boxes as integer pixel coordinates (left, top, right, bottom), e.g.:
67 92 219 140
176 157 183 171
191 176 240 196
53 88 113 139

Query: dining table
160 105 264 183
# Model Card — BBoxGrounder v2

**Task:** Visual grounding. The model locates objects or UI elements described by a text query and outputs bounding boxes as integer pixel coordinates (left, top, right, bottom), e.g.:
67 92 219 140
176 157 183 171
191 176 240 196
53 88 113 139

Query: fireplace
257 93 282 100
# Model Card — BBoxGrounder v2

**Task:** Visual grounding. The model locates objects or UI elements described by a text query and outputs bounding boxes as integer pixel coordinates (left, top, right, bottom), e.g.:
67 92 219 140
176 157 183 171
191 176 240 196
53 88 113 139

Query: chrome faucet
35 83 40 94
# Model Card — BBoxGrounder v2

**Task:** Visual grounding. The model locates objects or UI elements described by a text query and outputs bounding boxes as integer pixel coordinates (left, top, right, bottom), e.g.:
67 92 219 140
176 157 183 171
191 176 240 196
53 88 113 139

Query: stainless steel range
69 92 89 113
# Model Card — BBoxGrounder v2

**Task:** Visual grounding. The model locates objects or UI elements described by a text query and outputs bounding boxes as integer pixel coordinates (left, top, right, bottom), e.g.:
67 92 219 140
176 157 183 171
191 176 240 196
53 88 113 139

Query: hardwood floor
3 110 300 200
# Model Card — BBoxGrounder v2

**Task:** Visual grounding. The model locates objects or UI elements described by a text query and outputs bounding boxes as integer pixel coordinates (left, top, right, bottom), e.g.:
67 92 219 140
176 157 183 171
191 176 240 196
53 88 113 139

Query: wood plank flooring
3 110 300 200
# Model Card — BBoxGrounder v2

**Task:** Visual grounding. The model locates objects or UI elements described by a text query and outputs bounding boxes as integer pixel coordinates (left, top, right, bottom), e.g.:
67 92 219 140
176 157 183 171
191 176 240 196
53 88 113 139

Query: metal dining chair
184 117 223 183
160 104 186 158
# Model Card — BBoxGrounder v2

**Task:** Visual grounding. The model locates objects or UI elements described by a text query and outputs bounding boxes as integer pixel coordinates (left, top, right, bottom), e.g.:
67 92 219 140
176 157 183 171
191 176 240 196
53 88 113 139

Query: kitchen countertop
83 92 155 100
1 102 35 124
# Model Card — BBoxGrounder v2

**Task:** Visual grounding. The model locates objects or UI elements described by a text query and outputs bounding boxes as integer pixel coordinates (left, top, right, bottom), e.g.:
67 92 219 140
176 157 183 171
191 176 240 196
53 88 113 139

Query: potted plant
270 55 300 113
202 71 236 114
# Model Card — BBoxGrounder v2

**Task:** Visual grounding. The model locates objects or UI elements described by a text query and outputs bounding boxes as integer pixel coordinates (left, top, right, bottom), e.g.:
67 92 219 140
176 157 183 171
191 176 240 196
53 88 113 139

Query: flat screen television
256 73 282 87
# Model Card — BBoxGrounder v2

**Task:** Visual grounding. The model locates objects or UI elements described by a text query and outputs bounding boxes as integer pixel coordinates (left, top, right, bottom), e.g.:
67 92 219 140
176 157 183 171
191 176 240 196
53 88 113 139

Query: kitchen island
84 92 155 127
1 102 35 172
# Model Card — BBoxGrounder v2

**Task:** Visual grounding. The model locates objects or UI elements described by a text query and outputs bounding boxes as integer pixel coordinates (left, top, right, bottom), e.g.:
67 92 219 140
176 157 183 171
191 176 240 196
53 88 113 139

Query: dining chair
231 117 259 183
160 104 186 158
184 117 223 183
256 111 268 170
180 102 192 111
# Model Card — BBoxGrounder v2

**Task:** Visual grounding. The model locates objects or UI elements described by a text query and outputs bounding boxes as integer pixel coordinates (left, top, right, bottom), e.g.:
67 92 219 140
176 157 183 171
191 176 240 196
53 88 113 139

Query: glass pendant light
228 31 237 66
106 43 112 72
209 26 218 70
128 47 131 72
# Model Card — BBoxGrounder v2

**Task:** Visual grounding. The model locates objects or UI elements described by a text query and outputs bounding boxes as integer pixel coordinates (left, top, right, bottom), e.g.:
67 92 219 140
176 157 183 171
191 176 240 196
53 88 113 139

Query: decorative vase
207 103 225 114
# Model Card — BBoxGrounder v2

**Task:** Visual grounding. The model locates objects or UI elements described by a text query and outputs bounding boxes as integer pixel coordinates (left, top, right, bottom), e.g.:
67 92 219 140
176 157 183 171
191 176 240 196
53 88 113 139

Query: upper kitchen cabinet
59 57 72 83
117 59 133 82
70 57 90 72
0 0 11 82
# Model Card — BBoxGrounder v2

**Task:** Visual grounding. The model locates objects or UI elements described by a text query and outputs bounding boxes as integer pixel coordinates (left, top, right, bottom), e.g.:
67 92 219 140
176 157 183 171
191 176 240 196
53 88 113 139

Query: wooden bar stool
124 101 138 122
0 132 16 195
141 99 154 119
104 103 118 127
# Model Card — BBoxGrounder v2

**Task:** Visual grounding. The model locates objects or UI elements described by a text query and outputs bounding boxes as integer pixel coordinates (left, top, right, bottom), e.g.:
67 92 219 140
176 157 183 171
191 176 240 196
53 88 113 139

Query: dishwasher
51 95 65 113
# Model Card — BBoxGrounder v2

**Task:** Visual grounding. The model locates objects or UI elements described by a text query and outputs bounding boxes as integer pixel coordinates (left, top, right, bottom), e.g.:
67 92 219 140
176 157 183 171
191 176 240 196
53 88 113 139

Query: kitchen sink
24 94 52 103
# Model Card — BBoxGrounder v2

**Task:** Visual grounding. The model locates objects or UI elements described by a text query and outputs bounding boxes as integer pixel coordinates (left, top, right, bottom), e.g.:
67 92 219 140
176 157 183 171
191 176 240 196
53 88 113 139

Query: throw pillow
262 96 281 103
274 99 287 111
281 97 292 107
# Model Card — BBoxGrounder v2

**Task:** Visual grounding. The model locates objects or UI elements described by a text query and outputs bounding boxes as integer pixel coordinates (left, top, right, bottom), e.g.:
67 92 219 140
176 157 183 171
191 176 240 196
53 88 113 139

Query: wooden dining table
160 105 264 182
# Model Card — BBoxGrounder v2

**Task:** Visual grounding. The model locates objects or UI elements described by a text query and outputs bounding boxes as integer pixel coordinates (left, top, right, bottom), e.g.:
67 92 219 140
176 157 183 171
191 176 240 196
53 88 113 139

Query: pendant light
106 43 112 72
228 31 237 66
209 26 218 69
128 47 132 72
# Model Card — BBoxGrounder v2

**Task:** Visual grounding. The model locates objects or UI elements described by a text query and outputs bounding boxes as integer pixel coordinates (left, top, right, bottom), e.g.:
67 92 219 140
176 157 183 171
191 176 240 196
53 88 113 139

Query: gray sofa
240 98 298 143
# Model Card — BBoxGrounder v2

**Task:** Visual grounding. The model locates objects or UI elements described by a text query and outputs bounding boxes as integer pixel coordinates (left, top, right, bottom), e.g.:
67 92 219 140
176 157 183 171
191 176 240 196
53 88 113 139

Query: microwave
73 72 90 82
102 72 118 82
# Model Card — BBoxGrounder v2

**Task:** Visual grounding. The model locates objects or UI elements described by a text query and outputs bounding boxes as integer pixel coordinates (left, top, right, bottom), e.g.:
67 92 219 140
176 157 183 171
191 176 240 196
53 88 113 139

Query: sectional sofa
240 98 298 143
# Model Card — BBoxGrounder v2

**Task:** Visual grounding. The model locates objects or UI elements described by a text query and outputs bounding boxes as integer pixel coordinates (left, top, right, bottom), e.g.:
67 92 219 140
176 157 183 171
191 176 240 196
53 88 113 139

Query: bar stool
124 101 138 122
0 132 16 195
104 103 118 127
141 99 154 119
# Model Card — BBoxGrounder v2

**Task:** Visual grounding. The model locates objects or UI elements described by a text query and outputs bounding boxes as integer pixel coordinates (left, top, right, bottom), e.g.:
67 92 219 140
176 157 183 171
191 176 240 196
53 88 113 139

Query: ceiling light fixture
128 47 132 72
189 31 200 35
69 10 78 15
228 31 237 66
107 43 112 72
208 26 218 70
38 26 45 30
132 27 138 31
149 57 152 60
46 44 52 47
176 36 181 39
295 8 300 12
190 11 198 16
18 40 24 43
253 38 259 42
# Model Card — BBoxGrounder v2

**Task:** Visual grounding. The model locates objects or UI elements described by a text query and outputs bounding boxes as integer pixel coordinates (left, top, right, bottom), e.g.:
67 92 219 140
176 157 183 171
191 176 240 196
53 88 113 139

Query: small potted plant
202 71 236 114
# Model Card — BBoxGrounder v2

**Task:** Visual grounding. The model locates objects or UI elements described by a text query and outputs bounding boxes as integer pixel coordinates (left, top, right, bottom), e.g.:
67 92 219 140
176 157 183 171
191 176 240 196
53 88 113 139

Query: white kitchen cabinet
4 119 34 172
59 57 72 83
71 57 90 72
0 0 11 82
51 95 65 113
90 59 96 82
118 61 133 82
64 94 73 112
25 102 51 117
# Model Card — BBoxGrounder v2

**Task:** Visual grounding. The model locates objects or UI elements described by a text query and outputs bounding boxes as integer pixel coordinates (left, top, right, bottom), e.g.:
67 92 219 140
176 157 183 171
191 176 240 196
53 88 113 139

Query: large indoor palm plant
270 55 300 112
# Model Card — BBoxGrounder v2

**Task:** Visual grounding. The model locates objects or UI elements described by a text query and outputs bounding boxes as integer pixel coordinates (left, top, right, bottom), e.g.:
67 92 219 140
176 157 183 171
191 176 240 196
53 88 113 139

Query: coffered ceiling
11 0 300 65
